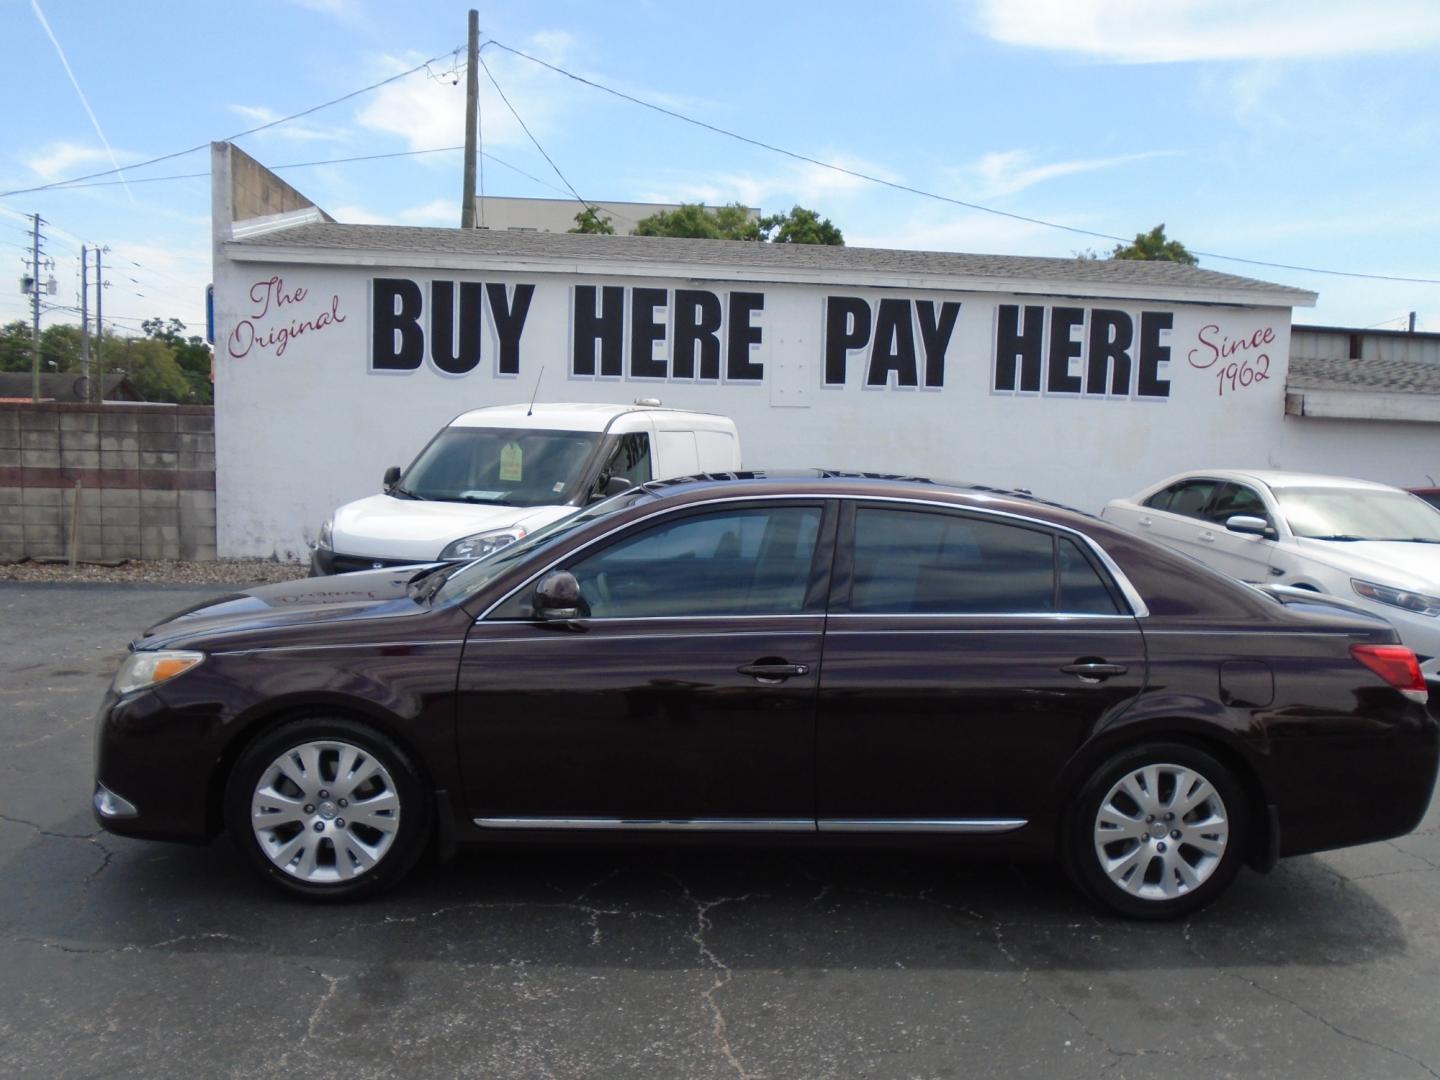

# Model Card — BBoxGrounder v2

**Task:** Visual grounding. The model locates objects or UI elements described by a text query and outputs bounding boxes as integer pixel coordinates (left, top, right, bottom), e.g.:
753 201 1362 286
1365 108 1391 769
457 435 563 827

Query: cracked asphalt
2 583 1439 1080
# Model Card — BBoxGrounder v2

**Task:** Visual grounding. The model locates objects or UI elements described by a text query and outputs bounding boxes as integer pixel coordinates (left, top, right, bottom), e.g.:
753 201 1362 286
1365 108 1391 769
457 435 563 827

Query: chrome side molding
473 816 1027 834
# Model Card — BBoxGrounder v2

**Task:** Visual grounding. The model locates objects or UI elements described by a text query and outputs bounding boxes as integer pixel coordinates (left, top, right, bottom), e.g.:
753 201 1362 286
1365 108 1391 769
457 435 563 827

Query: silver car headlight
440 527 528 561
1351 578 1440 617
316 517 334 551
113 650 205 696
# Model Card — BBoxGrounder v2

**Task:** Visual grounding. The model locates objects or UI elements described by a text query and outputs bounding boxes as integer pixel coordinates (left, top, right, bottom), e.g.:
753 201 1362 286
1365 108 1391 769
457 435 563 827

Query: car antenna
526 366 545 417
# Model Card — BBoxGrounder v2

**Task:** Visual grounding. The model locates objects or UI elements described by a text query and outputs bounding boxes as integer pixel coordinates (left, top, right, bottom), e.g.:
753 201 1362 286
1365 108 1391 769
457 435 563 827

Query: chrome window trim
473 816 1028 834
469 630 819 646
479 492 1150 621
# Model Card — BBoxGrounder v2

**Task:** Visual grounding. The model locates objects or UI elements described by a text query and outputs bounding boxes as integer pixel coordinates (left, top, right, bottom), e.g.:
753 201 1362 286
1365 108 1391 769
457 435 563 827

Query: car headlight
113 650 205 696
440 527 528 561
316 518 334 551
1351 578 1440 616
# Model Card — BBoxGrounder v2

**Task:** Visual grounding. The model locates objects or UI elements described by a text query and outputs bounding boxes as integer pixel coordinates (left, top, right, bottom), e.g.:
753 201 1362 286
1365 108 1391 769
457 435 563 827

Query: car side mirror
533 570 588 622
1226 514 1277 540
588 475 633 503
383 465 401 493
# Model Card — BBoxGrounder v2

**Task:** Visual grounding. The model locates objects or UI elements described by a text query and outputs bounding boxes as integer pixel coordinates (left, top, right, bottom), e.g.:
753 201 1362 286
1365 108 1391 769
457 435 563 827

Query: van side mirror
534 570 588 622
382 465 401 493
1226 514 1277 540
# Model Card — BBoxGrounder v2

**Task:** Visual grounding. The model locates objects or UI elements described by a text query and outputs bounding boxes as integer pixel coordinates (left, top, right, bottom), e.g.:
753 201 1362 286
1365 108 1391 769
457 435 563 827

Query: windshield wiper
1374 536 1440 544
1305 534 1368 542
451 495 515 506
392 484 428 501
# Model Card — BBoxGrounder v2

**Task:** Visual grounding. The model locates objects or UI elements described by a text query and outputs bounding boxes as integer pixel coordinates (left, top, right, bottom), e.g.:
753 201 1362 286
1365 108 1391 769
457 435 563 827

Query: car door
455 500 835 827
1134 478 1223 564
815 502 1146 830
1197 481 1279 582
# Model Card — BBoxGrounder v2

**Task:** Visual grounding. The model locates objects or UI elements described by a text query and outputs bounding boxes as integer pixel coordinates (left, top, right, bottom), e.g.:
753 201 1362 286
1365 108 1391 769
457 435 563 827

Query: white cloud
355 41 570 153
847 209 1074 256
23 141 121 179
975 0 1440 62
229 104 348 142
329 203 391 225
957 149 1175 199
398 198 462 226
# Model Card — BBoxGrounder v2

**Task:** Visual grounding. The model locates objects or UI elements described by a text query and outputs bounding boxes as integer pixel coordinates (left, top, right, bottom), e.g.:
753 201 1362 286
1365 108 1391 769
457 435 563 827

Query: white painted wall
213 256 1308 558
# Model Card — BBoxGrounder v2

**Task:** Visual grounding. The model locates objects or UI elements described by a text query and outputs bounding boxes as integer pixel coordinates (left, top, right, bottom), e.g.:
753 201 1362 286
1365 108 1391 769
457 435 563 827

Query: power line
485 38 1440 287
477 53 595 216
0 46 464 199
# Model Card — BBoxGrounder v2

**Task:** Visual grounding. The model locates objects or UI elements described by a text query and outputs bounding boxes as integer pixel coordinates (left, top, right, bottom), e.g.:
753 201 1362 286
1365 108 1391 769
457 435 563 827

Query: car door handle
1138 516 1152 527
1060 662 1128 682
738 662 809 683
1199 530 1215 542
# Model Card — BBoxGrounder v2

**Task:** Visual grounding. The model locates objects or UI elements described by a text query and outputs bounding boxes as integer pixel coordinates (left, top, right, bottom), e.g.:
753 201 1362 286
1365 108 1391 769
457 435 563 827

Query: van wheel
1066 743 1247 920
224 717 431 900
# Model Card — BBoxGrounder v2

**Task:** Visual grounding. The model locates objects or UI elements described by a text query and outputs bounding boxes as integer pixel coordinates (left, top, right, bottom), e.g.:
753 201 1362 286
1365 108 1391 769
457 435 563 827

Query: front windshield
399 427 601 507
435 486 656 605
1273 487 1440 542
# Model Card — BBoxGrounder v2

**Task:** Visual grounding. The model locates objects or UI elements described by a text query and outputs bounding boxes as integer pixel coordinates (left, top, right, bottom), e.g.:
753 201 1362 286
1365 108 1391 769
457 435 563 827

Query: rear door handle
1060 662 1128 682
1199 530 1216 542
738 662 809 683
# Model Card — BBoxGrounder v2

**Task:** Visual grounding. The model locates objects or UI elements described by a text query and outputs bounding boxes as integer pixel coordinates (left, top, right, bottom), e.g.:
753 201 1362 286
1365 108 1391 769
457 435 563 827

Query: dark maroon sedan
93 472 1438 919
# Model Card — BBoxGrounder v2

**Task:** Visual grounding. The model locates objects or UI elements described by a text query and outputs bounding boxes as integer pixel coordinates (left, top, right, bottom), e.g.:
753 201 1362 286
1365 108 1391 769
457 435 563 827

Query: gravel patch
0 558 308 586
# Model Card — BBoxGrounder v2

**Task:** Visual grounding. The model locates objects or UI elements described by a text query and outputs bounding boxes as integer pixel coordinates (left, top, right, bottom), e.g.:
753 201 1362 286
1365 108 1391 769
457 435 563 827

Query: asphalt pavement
1 582 1438 1079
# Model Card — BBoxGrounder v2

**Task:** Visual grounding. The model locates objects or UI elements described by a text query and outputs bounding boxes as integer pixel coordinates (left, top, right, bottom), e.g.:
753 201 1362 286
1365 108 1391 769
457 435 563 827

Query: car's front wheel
224 717 431 899
1066 743 1248 919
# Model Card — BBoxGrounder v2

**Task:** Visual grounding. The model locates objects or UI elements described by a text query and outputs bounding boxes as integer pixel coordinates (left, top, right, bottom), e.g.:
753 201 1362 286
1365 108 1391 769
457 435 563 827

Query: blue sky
2 0 1438 339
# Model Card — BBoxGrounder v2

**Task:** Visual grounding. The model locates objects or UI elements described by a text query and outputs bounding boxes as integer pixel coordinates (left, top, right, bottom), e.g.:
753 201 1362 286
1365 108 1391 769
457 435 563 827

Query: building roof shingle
1287 356 1440 396
231 223 1317 305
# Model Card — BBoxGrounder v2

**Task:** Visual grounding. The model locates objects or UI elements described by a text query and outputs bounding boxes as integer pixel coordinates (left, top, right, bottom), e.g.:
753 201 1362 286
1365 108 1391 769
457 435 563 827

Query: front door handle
1060 661 1128 682
738 662 809 684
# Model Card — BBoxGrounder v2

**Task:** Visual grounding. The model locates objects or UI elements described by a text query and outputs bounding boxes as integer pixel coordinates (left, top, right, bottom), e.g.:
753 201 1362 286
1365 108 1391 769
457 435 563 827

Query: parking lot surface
2 582 1438 1079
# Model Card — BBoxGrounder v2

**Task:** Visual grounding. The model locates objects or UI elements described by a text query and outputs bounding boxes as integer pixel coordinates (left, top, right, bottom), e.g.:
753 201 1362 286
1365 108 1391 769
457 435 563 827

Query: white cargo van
310 401 741 574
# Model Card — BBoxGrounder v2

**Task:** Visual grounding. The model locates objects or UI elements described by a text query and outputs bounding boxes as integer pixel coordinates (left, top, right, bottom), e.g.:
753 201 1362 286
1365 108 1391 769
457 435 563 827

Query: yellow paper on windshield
499 441 523 483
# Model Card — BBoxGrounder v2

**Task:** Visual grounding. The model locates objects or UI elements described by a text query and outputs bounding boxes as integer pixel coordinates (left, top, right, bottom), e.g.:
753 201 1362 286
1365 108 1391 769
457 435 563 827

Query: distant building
472 196 759 235
1291 323 1440 365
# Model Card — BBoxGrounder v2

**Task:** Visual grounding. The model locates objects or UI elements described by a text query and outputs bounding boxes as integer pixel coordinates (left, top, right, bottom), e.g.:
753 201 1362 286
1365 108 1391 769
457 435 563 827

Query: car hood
138 565 440 650
1293 538 1440 590
331 495 576 561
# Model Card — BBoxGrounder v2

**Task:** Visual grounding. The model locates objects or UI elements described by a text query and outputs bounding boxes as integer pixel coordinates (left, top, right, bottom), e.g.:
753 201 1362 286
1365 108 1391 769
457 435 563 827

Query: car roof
1144 469 1404 494
449 402 728 432
643 469 1097 527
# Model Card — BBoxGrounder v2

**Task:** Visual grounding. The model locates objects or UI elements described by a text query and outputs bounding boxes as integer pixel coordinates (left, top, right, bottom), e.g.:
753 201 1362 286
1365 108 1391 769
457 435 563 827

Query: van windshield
398 427 600 507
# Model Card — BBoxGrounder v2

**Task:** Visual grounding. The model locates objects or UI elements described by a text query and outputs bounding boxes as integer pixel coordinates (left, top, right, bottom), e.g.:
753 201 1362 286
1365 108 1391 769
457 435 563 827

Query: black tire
1065 742 1248 920
224 716 432 900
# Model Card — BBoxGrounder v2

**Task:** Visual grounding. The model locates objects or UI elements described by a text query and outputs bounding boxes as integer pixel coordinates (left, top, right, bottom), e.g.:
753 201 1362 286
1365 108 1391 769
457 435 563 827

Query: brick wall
0 403 216 562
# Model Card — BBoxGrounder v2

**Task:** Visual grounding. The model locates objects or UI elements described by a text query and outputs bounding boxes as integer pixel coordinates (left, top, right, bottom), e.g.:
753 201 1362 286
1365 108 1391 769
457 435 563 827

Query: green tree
760 205 844 246
1110 223 1197 265
0 321 32 373
569 207 616 234
106 337 191 403
633 202 762 241
142 317 213 403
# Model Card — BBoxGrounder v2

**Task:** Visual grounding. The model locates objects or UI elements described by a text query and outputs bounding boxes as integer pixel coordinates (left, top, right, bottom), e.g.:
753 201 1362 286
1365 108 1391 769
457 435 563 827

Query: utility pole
1409 311 1417 334
460 8 480 228
80 245 90 400
30 213 43 403
95 246 106 402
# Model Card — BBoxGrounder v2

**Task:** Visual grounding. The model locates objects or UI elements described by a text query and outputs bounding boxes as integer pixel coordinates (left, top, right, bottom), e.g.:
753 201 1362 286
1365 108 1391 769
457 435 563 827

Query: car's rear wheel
224 717 431 900
1066 742 1247 920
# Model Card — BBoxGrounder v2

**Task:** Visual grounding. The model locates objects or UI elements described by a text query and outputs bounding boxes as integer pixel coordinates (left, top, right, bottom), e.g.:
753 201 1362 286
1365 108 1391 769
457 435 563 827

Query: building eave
1285 388 1440 423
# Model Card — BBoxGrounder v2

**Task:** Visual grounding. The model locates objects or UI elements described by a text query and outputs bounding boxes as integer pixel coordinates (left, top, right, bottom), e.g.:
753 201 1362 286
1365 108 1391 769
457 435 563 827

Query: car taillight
1350 644 1429 704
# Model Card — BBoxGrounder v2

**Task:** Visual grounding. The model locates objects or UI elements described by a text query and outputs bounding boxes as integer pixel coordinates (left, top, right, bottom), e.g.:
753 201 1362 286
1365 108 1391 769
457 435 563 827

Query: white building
209 143 1440 559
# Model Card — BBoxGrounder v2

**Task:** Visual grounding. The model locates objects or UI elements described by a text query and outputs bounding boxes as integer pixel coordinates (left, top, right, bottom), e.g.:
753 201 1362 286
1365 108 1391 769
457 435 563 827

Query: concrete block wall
0 404 216 562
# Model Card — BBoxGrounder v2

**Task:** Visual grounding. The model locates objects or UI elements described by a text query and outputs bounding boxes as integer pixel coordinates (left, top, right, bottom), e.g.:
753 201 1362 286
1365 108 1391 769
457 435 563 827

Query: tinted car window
1165 480 1218 520
600 433 652 490
1207 483 1271 526
1058 537 1122 614
850 509 1057 614
569 506 822 617
1143 484 1180 512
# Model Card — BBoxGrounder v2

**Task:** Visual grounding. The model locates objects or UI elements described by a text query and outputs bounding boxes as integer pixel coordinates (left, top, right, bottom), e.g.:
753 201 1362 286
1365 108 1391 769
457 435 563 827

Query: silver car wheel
250 739 401 884
1092 763 1229 901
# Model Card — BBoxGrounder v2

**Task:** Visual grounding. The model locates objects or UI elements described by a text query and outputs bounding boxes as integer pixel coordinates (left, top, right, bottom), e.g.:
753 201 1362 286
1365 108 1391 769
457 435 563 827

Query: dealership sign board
214 265 1291 557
